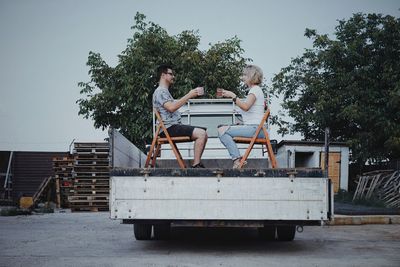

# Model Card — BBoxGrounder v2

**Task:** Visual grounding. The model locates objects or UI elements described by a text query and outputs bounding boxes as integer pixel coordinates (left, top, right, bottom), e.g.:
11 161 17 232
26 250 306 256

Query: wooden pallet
71 206 109 212
69 195 109 201
73 178 109 185
70 142 110 212
73 173 110 179
73 189 109 195
74 159 109 165
74 154 109 160
53 156 74 208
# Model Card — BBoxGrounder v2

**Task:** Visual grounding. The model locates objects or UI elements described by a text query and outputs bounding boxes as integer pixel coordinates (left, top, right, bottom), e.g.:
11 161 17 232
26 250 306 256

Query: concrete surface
331 214 400 225
1 212 400 267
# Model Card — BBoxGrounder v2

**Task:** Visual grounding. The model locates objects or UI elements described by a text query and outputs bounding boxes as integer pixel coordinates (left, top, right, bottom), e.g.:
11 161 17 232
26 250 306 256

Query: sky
0 0 399 152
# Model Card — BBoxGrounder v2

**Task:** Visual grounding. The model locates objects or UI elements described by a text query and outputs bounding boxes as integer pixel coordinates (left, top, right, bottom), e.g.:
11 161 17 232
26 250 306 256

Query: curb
329 215 400 225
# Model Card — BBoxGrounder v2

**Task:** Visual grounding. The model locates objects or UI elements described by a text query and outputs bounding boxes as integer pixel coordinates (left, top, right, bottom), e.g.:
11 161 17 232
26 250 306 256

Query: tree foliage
77 13 248 149
271 13 400 164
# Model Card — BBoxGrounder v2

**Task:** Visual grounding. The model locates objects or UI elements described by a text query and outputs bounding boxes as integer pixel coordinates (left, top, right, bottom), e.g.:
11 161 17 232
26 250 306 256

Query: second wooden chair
233 109 277 169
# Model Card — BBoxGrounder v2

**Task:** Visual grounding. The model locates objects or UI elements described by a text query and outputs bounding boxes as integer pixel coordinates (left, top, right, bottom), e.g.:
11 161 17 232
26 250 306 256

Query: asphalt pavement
1 212 400 267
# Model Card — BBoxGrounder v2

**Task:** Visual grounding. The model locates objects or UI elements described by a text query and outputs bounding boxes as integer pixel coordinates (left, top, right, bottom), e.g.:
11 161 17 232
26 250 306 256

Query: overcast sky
0 0 399 152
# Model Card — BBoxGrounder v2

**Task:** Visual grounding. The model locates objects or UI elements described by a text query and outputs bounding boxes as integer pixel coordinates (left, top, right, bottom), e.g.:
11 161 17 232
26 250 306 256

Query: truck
109 99 333 241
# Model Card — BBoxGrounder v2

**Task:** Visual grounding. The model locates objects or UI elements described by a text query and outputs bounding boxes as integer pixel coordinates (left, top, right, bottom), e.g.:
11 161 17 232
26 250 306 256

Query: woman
217 64 266 168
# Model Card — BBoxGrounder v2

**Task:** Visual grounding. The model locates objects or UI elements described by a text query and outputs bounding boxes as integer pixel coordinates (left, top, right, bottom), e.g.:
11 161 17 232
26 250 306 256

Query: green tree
271 13 400 164
77 13 248 149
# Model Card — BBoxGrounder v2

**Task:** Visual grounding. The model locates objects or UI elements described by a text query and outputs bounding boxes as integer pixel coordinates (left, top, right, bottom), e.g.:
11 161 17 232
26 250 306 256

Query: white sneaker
233 158 247 169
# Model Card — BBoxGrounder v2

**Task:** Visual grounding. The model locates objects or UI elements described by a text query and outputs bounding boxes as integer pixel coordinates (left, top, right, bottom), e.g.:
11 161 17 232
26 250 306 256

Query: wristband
232 96 237 103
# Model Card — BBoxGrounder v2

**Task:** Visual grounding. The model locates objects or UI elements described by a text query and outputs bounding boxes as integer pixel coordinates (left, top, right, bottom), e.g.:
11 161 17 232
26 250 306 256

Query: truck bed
110 168 332 225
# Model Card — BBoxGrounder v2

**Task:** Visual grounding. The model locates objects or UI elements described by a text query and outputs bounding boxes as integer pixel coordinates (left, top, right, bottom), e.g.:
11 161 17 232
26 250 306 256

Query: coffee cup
216 88 223 98
197 87 204 96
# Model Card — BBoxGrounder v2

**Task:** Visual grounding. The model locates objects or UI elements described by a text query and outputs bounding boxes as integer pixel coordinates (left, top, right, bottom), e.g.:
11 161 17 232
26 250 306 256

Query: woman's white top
240 85 265 125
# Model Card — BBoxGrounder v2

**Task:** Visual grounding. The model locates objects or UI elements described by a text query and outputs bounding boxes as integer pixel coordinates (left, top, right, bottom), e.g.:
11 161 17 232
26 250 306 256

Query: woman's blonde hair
243 64 263 85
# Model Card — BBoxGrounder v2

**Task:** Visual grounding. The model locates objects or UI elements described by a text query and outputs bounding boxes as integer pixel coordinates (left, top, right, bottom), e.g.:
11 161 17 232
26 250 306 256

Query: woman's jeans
218 125 265 160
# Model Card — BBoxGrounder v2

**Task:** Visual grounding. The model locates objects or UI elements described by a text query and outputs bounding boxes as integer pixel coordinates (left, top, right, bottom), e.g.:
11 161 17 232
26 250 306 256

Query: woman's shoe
233 158 247 169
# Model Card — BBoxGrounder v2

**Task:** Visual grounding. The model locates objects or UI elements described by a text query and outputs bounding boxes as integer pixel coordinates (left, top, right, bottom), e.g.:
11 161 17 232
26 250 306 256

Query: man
152 64 208 168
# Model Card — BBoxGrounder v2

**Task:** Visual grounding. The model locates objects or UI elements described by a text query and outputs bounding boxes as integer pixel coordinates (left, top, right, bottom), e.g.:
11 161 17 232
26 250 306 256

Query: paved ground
0 212 399 267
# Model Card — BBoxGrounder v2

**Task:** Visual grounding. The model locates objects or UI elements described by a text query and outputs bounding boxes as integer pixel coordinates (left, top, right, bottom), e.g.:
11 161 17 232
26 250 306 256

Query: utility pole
324 127 330 178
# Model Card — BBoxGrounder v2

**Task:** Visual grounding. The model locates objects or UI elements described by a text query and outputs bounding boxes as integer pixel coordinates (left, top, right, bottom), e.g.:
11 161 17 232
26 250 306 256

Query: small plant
335 189 387 208
334 189 354 203
0 207 31 216
352 194 387 208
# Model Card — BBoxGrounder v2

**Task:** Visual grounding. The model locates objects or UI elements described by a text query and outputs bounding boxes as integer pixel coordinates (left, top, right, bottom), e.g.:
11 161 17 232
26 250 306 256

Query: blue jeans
218 125 265 160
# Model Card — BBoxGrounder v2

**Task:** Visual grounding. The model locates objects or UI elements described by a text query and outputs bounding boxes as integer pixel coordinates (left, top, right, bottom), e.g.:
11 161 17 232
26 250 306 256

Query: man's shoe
192 162 205 168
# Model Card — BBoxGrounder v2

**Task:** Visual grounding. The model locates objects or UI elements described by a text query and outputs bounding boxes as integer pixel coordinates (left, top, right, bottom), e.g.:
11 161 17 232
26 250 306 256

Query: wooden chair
145 109 192 169
233 109 278 169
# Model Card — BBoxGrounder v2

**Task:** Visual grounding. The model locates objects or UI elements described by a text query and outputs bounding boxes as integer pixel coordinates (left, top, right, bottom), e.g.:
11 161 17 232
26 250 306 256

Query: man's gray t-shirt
152 86 181 129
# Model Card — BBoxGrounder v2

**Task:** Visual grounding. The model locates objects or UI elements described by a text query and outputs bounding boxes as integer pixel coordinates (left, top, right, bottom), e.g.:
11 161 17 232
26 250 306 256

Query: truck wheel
134 223 152 240
153 223 171 240
276 225 296 241
258 225 276 241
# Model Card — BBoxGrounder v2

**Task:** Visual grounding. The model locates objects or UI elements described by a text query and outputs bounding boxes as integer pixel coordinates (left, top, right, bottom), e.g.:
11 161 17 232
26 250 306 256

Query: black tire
153 223 171 240
258 225 276 241
276 225 296 241
134 223 152 240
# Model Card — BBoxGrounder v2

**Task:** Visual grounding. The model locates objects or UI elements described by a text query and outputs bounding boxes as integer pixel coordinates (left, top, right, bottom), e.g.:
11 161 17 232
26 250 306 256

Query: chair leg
170 142 186 169
239 142 255 168
145 126 161 168
151 144 161 167
145 139 157 168
263 128 277 168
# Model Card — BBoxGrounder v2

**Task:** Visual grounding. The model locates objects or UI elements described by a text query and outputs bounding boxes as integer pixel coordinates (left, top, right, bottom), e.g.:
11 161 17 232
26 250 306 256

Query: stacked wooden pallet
53 156 74 208
353 170 400 208
69 142 110 212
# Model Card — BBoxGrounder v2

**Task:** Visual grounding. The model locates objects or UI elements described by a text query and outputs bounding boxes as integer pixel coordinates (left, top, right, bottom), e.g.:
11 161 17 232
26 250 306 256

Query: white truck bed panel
110 176 330 221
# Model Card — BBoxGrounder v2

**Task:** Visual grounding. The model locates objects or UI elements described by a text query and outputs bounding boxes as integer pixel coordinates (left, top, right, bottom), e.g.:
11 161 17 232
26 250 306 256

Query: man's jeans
218 125 265 160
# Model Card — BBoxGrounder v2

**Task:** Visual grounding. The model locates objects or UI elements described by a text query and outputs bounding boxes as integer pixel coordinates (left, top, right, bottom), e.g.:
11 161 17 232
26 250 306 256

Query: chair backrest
153 108 189 142
153 108 166 132
253 109 270 138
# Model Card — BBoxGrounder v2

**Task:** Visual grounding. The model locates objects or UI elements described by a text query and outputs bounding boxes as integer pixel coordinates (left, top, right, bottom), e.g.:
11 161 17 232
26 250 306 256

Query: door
320 152 341 193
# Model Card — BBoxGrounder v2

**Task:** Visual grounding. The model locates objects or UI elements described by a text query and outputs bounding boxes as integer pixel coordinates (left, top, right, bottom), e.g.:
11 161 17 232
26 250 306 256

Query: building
276 140 349 193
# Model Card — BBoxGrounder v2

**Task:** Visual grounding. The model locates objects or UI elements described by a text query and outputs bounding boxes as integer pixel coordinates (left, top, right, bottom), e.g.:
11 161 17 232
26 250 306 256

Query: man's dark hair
156 64 173 81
